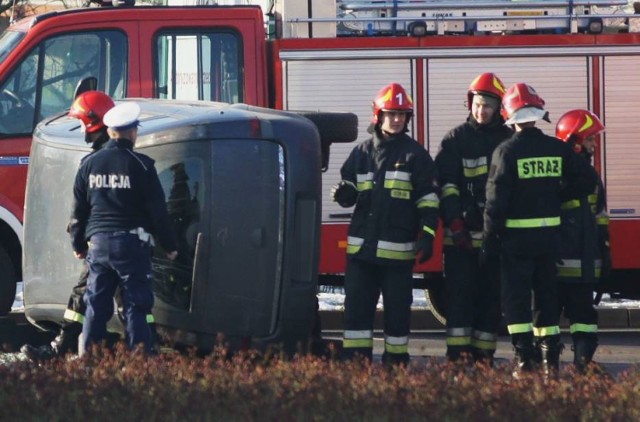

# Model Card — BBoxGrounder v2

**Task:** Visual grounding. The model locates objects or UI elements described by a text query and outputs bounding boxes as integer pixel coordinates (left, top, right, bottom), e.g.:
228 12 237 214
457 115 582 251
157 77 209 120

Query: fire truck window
155 31 242 103
152 156 205 311
0 30 127 136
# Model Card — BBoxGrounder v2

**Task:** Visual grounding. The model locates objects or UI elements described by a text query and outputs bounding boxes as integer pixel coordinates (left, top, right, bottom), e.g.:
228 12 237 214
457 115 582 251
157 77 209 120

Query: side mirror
73 77 98 99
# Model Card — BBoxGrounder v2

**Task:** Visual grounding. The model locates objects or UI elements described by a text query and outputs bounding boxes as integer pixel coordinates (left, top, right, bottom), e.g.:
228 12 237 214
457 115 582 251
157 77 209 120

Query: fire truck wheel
425 286 446 326
0 245 17 316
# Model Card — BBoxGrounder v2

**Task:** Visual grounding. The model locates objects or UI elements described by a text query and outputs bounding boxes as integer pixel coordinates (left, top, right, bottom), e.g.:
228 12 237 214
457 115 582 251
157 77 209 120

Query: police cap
103 102 141 131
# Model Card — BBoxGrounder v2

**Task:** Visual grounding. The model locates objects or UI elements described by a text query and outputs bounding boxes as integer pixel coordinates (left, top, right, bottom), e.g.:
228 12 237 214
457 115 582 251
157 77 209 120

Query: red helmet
556 109 605 150
502 83 547 124
371 83 413 124
68 91 115 134
467 72 506 110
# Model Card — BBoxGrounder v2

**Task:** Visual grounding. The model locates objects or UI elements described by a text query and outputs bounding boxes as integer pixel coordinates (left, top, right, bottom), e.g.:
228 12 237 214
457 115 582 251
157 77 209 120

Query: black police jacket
340 130 439 265
436 114 513 246
484 127 598 256
69 138 177 253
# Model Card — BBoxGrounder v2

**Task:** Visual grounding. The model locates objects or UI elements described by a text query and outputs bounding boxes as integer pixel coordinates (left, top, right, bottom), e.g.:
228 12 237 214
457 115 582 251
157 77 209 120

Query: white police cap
103 102 141 130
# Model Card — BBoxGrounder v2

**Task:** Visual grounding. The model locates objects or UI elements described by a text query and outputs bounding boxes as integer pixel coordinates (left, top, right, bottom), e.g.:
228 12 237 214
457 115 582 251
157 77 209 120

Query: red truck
3 0 640 321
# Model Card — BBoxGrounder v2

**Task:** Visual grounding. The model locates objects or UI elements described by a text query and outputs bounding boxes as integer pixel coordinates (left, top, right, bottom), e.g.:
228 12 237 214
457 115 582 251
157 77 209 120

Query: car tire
0 245 17 315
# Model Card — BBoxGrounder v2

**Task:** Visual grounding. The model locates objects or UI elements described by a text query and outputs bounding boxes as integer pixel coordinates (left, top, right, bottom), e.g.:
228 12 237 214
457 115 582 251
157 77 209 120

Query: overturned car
23 99 357 353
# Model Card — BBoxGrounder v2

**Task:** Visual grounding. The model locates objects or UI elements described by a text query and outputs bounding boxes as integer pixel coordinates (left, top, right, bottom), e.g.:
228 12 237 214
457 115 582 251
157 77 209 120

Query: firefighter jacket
436 114 513 248
557 157 609 283
340 130 439 265
484 127 598 256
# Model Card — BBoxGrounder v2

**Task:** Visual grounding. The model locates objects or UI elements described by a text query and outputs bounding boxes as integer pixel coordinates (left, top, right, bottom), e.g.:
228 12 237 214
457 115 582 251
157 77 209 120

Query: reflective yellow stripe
588 194 597 205
561 199 580 210
507 323 533 334
570 323 598 334
533 326 561 337
385 343 409 354
64 309 84 324
441 184 459 198
390 189 410 200
596 215 609 225
384 180 413 190
470 338 497 351
446 336 472 346
423 225 435 237
357 181 373 191
463 165 488 178
377 249 415 260
146 314 155 324
505 216 560 228
417 193 439 209
343 339 374 349
346 245 361 255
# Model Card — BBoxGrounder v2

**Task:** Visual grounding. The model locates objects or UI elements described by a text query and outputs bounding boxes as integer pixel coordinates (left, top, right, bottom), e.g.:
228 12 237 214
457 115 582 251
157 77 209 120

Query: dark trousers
444 247 501 355
558 282 598 327
83 232 154 353
502 250 559 330
343 259 413 359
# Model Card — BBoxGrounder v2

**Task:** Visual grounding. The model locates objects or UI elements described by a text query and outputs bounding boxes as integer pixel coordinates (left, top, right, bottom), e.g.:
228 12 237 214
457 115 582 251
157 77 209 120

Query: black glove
331 180 358 207
416 235 434 264
450 218 473 251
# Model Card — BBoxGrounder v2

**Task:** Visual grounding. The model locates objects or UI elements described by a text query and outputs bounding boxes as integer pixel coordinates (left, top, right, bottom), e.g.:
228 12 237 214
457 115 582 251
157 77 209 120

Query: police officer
484 83 597 378
435 73 512 365
555 109 610 372
332 83 439 366
69 101 177 355
21 90 116 361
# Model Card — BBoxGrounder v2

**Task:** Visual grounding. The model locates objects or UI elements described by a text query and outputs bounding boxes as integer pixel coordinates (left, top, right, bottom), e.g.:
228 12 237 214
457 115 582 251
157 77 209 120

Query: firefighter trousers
558 282 598 330
342 258 413 363
444 246 501 360
501 250 560 333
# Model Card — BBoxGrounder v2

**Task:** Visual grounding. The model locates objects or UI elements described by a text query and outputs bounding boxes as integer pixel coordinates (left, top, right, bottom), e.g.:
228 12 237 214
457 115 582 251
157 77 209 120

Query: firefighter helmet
371 83 413 124
467 72 506 110
555 109 605 149
502 83 549 125
68 90 115 134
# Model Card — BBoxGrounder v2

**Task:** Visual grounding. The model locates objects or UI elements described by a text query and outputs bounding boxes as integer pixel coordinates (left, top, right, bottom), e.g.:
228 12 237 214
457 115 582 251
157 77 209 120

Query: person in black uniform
484 83 597 379
555 109 610 372
332 82 439 366
69 101 177 355
435 73 512 365
21 90 116 361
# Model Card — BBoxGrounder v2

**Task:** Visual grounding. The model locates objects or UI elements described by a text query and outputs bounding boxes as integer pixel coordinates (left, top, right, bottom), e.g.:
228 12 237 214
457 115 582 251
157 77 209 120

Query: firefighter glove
331 180 358 207
416 234 434 264
450 218 473 251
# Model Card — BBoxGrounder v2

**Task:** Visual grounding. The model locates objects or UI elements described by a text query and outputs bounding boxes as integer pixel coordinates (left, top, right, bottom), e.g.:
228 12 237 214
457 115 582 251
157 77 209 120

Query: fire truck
3 0 640 321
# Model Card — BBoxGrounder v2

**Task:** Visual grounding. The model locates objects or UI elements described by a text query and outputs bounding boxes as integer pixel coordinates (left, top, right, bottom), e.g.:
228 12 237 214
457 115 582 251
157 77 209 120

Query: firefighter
484 83 597 378
21 91 118 361
555 109 610 372
332 83 439 366
69 102 177 355
435 72 512 365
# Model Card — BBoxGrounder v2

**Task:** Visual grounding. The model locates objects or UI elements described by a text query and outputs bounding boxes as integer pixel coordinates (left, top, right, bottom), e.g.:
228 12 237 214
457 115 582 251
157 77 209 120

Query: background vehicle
4 0 640 325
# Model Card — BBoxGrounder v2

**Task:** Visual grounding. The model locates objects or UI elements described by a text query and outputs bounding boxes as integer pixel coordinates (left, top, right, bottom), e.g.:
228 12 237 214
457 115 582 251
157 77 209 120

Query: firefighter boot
539 335 563 381
472 347 495 368
21 322 82 361
446 345 473 365
512 332 538 379
572 332 598 373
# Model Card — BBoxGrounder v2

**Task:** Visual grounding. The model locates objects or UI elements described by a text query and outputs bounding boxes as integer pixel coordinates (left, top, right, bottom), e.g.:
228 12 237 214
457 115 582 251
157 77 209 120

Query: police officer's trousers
342 258 413 364
83 232 154 354
444 246 501 361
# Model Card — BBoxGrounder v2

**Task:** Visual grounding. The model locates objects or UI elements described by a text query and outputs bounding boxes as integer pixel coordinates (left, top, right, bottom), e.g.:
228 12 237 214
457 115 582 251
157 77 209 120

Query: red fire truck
3 0 640 318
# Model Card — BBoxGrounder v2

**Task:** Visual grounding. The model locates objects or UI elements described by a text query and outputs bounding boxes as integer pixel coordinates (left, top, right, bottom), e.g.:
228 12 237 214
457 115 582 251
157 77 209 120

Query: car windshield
0 29 25 65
